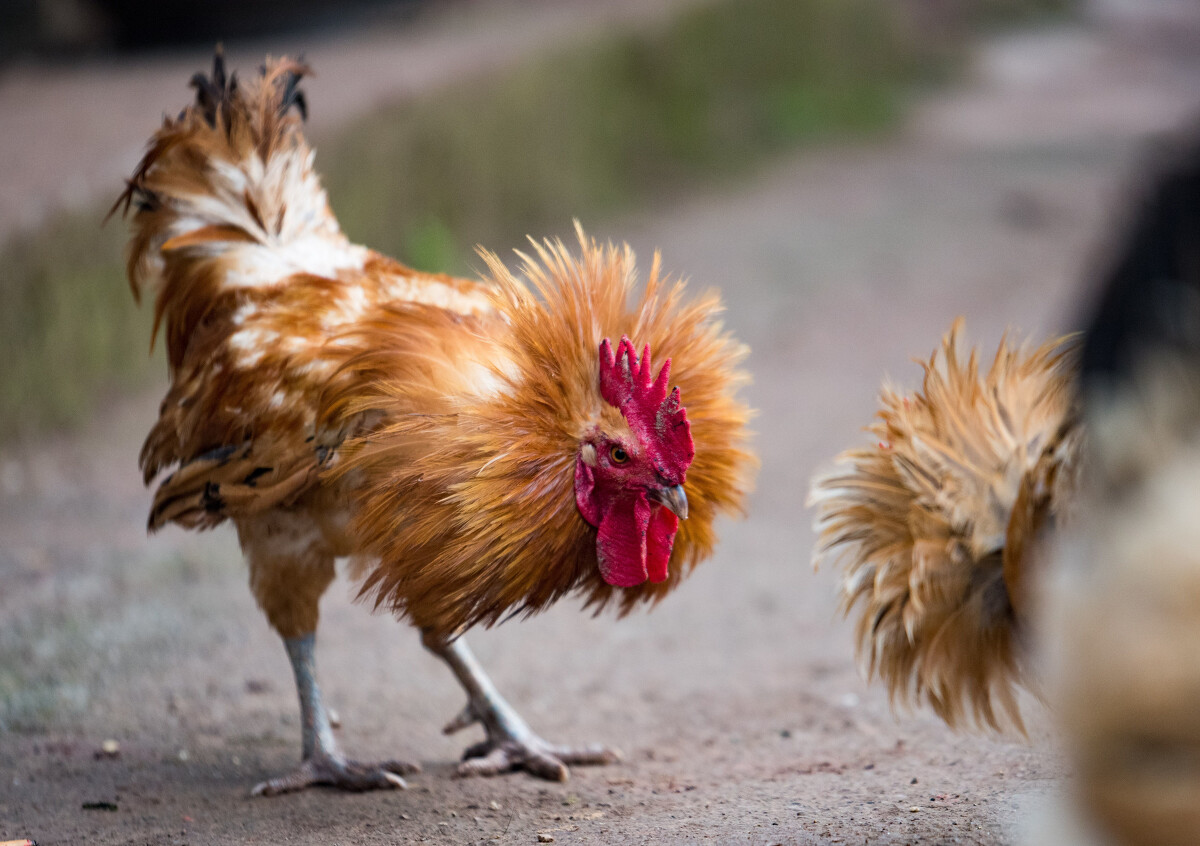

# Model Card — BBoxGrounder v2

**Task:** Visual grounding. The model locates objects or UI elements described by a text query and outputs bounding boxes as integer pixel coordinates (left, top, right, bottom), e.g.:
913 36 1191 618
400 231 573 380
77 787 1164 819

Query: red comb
598 337 694 484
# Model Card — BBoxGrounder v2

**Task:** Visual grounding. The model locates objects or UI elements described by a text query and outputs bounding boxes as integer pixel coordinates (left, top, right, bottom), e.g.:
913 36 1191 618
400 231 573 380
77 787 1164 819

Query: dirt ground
3 2 1200 844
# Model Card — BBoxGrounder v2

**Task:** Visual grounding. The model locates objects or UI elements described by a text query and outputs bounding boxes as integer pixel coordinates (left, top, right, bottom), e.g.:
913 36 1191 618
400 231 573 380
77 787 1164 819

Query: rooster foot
456 734 621 781
426 633 622 781
250 753 420 796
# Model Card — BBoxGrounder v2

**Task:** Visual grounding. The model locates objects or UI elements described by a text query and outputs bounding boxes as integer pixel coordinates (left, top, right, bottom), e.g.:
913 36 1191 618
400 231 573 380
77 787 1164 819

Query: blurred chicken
808 320 1080 732
1042 125 1200 846
116 53 755 795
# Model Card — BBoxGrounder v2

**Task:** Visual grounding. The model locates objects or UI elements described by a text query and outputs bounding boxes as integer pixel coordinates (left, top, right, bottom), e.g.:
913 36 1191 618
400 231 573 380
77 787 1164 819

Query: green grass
0 0 1073 441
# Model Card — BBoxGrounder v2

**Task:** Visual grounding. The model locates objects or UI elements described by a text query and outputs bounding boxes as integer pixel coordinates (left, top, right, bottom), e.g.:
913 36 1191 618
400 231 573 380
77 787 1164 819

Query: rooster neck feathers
332 228 754 636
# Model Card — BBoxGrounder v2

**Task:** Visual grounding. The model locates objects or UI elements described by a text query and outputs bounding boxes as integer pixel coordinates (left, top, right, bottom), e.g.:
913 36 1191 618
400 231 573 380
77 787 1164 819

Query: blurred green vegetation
0 216 155 441
969 0 1076 26
324 0 926 271
0 0 1073 441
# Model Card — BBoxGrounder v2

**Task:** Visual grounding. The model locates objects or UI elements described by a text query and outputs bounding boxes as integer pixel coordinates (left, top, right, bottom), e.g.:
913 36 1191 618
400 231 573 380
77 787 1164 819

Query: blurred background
1 0 1198 843
0 0 1080 441
1 0 427 55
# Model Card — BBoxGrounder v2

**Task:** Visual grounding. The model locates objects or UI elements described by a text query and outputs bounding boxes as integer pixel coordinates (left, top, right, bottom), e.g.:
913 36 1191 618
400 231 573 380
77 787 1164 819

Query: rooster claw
457 737 622 782
250 753 420 796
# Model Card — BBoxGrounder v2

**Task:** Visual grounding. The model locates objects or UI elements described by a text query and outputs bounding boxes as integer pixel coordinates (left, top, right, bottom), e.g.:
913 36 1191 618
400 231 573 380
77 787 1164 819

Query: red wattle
593 492 678 587
596 494 651 588
645 506 678 583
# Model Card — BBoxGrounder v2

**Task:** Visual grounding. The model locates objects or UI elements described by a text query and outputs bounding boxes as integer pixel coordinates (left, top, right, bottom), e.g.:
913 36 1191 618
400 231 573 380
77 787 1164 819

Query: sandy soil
3 2 1200 844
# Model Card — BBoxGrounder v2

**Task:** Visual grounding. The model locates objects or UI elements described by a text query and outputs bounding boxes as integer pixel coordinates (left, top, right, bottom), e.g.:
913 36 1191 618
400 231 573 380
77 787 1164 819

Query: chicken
115 52 755 795
807 319 1080 732
808 121 1200 845
1041 125 1200 846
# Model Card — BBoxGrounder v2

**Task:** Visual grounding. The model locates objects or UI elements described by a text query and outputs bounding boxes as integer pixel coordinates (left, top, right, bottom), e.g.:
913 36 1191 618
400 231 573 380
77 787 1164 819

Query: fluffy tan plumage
324 233 754 634
809 320 1080 732
118 53 755 792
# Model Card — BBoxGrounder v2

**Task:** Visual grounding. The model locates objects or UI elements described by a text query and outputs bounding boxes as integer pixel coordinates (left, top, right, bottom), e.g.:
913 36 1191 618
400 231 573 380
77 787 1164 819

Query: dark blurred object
1079 126 1200 392
0 0 114 59
1049 121 1200 846
94 0 426 50
0 0 429 60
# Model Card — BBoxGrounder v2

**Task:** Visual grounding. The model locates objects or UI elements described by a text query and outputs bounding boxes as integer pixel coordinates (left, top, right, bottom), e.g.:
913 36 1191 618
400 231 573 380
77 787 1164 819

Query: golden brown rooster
116 53 755 795
808 319 1080 733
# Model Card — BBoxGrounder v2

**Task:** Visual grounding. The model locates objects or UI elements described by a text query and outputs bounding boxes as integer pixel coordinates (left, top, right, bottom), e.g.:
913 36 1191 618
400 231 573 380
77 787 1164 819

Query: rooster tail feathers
116 51 360 367
809 321 1080 731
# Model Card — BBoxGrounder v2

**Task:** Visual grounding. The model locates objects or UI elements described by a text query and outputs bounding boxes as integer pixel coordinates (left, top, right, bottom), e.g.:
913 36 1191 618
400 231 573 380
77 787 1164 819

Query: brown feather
809 319 1080 732
324 227 756 636
119 58 491 523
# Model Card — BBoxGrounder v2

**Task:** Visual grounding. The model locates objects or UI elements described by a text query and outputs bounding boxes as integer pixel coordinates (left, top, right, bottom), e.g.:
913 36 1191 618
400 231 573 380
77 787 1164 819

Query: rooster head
574 336 695 587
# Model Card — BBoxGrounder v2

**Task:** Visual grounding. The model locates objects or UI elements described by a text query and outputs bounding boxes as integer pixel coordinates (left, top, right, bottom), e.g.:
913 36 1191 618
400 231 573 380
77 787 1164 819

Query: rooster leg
240 519 420 796
422 631 621 781
250 633 420 796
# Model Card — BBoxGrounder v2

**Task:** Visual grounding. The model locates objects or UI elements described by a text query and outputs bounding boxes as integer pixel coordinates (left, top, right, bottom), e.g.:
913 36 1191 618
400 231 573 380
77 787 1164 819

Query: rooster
807 319 1080 732
116 53 755 795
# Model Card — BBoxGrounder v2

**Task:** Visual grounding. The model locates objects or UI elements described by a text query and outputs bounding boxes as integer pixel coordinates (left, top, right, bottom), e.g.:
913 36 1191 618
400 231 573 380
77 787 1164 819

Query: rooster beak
652 484 688 520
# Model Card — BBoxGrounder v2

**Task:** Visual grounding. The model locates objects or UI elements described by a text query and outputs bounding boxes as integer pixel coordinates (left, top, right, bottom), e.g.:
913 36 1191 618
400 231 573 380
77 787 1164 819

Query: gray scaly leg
251 633 419 796
423 630 621 781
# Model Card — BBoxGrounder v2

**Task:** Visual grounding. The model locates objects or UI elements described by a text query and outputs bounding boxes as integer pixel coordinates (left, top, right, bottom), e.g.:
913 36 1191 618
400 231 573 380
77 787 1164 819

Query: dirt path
4 3 1200 845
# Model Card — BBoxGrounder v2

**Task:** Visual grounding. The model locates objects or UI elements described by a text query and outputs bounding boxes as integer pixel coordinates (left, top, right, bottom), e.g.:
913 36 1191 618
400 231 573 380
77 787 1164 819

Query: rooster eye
609 445 629 464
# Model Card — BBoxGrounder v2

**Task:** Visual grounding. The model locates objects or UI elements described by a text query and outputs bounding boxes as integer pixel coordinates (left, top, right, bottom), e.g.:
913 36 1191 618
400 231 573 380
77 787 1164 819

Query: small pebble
909 806 920 813
99 739 120 758
329 709 342 729
537 836 555 844
489 800 501 811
